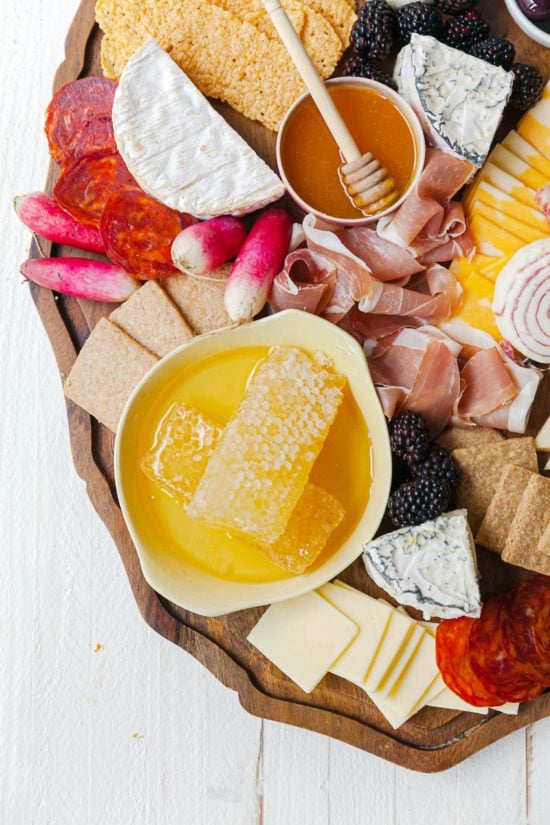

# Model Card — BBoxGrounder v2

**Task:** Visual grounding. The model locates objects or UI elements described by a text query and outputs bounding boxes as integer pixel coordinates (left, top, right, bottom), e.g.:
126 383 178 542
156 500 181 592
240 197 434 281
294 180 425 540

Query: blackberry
410 445 461 490
388 478 451 527
511 64 545 112
469 37 516 69
342 55 397 89
350 0 396 62
390 411 430 464
396 3 444 46
443 10 490 51
434 0 478 14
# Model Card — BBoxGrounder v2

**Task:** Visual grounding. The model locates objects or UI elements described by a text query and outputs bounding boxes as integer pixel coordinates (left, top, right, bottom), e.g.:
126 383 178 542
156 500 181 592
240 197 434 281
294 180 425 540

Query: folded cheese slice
113 39 285 218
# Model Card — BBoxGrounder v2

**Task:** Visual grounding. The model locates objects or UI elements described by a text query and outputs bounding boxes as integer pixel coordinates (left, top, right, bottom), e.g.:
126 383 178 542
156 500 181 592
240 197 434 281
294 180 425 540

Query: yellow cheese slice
469 214 525 257
385 630 440 716
470 181 549 234
451 268 501 340
379 624 425 697
319 582 393 684
478 162 539 209
518 96 550 161
363 686 410 729
246 591 358 693
489 145 548 191
502 130 550 179
468 202 548 244
364 609 417 692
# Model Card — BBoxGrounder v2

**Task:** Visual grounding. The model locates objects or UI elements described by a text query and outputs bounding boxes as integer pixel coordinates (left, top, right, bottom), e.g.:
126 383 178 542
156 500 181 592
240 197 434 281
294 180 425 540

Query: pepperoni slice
506 576 550 679
469 598 544 703
100 189 193 280
54 152 136 228
436 617 505 707
61 116 117 168
45 77 117 165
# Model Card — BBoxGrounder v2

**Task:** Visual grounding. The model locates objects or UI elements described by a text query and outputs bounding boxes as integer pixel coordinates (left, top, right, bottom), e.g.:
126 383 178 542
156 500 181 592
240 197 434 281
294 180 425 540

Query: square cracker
436 426 504 453
64 319 158 432
162 268 233 335
502 474 550 574
476 464 535 555
110 281 193 358
453 437 538 533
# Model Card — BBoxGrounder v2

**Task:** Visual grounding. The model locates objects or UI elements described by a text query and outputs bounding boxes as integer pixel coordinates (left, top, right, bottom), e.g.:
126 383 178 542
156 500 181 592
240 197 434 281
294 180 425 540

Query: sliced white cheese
319 582 393 684
362 510 481 620
394 35 513 168
379 624 425 697
385 629 440 715
536 415 550 451
365 609 418 691
246 591 358 694
112 39 285 219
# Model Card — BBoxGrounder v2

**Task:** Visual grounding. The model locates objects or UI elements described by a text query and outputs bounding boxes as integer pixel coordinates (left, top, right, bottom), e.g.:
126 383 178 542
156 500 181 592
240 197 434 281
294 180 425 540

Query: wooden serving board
30 0 550 772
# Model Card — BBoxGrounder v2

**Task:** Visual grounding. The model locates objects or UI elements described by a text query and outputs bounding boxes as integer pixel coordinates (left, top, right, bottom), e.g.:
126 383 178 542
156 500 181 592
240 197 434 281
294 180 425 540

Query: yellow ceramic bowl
115 310 391 616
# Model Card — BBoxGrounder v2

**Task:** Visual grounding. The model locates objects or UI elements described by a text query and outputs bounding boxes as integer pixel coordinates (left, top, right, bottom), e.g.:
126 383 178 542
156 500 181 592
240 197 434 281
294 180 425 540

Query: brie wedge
362 510 481 620
394 35 513 168
112 39 285 219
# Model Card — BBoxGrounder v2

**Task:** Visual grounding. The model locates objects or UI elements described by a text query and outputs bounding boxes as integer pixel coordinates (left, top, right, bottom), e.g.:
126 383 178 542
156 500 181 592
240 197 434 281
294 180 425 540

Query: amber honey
280 83 418 221
133 346 372 583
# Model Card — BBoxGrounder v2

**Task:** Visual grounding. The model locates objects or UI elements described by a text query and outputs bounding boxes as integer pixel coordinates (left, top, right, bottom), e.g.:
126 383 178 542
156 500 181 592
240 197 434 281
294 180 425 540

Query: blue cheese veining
362 509 481 620
394 35 513 168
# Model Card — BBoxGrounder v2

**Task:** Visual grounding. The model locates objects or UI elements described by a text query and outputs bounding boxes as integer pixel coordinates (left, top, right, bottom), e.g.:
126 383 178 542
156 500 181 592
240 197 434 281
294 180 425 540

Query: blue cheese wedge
112 39 285 219
362 510 481 620
394 34 513 168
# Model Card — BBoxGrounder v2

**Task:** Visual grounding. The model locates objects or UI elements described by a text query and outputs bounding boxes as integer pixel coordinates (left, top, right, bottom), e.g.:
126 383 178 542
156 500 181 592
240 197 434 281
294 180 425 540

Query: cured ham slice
377 149 474 250
269 249 337 315
341 226 423 282
459 348 518 417
471 351 542 433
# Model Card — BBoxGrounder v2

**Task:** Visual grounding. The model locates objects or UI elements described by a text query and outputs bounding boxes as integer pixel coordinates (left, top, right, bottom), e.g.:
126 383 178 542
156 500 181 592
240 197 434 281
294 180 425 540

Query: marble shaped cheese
362 510 481 620
394 35 513 168
112 39 285 219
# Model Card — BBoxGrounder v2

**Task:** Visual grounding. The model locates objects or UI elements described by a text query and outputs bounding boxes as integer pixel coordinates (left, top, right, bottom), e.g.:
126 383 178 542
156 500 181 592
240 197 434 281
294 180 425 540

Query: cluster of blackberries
342 1 543 111
387 411 461 528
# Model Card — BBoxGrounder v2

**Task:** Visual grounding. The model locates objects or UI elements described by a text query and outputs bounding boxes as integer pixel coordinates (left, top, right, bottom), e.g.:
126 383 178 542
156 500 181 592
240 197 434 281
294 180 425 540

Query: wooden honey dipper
263 0 399 216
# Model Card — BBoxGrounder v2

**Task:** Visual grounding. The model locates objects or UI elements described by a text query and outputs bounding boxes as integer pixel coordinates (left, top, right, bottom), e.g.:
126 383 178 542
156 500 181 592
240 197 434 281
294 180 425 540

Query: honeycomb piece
257 484 345 574
140 403 222 505
187 346 346 545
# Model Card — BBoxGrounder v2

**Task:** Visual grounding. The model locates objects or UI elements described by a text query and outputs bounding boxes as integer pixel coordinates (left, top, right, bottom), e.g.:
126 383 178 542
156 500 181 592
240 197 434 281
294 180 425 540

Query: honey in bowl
279 81 419 221
134 346 371 584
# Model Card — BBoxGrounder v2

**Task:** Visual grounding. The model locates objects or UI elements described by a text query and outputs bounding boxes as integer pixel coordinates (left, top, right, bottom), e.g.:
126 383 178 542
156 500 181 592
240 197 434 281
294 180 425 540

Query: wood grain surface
20 0 550 775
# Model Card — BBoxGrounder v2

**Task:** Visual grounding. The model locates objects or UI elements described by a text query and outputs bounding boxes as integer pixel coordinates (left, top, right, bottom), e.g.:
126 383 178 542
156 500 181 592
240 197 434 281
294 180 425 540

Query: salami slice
436 617 505 707
61 116 117 168
45 77 117 165
54 152 136 228
506 576 550 679
469 598 544 703
100 189 193 280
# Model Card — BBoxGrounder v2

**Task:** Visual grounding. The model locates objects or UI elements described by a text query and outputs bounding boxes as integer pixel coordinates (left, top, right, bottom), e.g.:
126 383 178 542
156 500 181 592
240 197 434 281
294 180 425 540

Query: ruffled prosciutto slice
269 249 337 315
377 149 474 250
368 328 461 435
302 214 373 321
471 352 542 433
458 347 518 417
341 225 424 282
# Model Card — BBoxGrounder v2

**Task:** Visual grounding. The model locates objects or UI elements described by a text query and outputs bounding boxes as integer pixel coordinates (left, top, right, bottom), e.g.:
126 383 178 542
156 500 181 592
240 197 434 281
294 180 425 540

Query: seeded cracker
110 281 194 358
476 465 535 555
96 0 344 130
162 267 233 335
64 319 158 432
453 438 538 533
301 0 356 45
212 0 306 42
502 475 550 575
436 426 504 453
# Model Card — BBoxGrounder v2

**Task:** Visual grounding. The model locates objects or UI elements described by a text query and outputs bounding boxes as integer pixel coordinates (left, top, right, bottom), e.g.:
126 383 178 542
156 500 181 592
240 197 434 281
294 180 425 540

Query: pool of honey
134 346 372 584
281 84 417 220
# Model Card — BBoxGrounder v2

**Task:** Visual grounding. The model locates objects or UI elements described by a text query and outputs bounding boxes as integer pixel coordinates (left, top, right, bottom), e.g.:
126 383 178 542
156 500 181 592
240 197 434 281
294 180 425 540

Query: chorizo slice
436 617 505 707
54 152 136 228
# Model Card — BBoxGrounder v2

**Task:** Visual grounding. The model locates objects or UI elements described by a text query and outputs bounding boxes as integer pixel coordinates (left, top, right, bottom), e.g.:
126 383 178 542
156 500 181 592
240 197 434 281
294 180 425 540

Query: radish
14 192 105 253
171 216 247 275
224 209 292 323
20 258 139 303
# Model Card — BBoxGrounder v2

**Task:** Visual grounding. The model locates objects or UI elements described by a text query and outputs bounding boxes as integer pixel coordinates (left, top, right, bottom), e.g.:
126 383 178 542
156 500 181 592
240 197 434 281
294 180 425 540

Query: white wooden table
1 2 549 822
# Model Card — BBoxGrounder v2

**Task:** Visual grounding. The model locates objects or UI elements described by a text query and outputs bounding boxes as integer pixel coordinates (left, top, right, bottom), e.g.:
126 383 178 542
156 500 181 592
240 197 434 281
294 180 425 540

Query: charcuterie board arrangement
19 0 550 771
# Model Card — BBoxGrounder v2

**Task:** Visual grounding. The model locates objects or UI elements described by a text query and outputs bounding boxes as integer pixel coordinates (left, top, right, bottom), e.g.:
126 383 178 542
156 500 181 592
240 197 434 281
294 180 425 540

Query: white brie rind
112 39 285 219
394 35 513 168
362 509 481 620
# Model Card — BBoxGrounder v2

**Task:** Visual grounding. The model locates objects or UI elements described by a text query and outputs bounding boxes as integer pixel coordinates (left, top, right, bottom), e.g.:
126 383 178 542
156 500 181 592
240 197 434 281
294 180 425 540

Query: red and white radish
224 209 292 323
14 192 105 253
20 258 139 303
171 216 247 275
